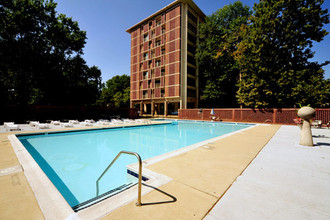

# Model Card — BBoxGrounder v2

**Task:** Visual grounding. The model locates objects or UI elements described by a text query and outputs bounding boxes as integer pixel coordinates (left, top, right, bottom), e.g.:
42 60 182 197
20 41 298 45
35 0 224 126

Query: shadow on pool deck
0 124 280 219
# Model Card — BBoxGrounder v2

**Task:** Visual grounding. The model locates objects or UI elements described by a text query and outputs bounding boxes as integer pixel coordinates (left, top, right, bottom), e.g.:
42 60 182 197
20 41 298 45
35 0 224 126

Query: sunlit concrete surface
205 126 330 220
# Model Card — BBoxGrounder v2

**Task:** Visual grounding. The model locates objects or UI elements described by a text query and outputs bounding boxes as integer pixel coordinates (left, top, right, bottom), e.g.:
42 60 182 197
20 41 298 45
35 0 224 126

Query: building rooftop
126 0 205 33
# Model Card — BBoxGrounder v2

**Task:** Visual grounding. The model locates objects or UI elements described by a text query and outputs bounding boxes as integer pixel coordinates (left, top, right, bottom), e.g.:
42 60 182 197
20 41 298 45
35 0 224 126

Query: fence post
232 109 235 122
273 109 277 124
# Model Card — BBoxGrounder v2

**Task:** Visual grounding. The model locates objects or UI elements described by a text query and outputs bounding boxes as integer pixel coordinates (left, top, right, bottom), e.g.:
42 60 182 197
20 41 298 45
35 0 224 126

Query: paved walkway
205 126 330 220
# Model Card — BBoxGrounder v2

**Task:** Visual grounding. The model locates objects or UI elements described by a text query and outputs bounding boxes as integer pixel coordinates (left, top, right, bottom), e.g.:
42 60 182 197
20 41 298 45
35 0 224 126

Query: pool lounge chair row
31 119 152 127
2 119 152 132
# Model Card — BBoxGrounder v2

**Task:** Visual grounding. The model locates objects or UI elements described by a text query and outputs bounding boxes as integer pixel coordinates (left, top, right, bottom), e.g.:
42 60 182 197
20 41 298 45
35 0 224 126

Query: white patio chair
4 122 21 131
123 119 135 124
61 122 73 127
36 123 49 129
111 119 123 124
29 121 39 127
80 122 93 126
84 119 95 124
50 120 61 125
312 120 322 128
68 120 79 124
96 120 109 125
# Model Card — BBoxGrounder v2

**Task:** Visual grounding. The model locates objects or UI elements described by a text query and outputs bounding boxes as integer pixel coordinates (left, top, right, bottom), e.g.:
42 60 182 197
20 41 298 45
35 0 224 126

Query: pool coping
8 122 259 219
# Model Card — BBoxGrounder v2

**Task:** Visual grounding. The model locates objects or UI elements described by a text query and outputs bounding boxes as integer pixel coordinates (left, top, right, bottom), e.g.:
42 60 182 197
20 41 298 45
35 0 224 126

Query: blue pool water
17 120 252 210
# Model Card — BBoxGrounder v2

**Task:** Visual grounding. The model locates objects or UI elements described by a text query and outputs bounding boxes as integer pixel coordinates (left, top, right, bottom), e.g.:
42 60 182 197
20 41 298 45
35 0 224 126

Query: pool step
127 169 149 181
72 183 134 212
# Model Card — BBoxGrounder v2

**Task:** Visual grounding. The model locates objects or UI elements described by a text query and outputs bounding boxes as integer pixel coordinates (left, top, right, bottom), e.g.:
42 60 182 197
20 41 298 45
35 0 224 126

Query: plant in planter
293 117 303 129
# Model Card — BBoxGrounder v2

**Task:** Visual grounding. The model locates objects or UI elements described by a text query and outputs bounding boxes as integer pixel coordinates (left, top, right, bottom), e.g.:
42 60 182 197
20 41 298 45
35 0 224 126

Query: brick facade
127 0 205 117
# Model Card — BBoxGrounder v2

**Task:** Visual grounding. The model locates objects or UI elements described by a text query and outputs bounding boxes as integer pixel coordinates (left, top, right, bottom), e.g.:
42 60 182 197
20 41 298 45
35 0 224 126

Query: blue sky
54 0 330 82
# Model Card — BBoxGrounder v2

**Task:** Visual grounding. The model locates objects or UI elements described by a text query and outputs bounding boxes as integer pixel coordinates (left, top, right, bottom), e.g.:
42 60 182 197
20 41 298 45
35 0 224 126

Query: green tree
196 1 251 107
98 75 130 108
0 0 101 105
235 0 330 108
63 56 102 105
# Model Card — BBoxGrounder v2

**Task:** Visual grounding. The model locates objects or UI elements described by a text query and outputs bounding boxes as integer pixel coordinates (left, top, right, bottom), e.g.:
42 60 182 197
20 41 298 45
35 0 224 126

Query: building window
155 60 161 67
144 33 149 42
187 54 196 66
187 44 196 54
161 68 165 76
188 22 197 34
187 77 196 87
187 88 196 98
188 33 196 44
161 89 165 97
155 79 161 88
143 52 149 60
143 90 148 99
143 71 149 79
187 66 196 76
155 40 161 47
156 17 161 26
188 10 197 24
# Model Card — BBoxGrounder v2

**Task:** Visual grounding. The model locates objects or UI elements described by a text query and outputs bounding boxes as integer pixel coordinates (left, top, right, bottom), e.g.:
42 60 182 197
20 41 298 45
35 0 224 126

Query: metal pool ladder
96 150 143 206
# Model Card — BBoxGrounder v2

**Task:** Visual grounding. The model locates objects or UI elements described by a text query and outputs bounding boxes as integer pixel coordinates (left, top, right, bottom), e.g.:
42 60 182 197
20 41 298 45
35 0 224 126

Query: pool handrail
96 150 143 206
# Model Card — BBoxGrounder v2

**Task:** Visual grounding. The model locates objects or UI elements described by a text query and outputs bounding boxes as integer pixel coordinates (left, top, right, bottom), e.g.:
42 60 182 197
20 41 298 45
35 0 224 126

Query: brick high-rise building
126 0 205 117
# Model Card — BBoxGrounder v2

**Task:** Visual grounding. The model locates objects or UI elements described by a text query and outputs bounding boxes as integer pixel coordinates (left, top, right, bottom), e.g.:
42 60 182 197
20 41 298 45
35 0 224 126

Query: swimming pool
17 120 253 211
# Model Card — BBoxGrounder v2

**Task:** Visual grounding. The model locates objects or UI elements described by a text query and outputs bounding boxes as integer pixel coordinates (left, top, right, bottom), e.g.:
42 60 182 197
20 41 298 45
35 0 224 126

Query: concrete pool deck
0 123 329 219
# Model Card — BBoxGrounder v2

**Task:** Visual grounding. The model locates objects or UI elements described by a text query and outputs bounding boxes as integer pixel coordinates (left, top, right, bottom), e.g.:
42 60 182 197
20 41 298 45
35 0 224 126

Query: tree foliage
196 1 251 107
98 74 130 108
197 0 329 108
0 0 102 106
235 0 330 108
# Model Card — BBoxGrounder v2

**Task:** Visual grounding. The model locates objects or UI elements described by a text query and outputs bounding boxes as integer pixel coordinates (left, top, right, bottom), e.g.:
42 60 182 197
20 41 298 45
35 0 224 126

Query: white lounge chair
80 122 93 126
50 120 61 125
312 120 322 128
123 119 135 124
29 121 39 127
84 119 95 123
61 122 73 127
69 120 79 124
96 120 109 125
135 119 150 124
4 122 21 131
110 119 123 124
36 123 49 129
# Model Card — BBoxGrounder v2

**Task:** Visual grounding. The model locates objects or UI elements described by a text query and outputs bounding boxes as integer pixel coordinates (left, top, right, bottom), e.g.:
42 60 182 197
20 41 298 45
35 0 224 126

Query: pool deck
1 123 329 219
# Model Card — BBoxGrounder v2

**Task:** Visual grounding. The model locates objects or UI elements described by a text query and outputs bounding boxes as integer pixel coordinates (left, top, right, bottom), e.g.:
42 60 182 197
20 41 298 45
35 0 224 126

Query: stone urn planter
297 107 316 146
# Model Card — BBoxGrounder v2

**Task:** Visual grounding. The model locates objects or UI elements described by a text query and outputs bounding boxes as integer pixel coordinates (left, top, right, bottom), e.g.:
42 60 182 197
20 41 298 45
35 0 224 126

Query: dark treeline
0 0 102 106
